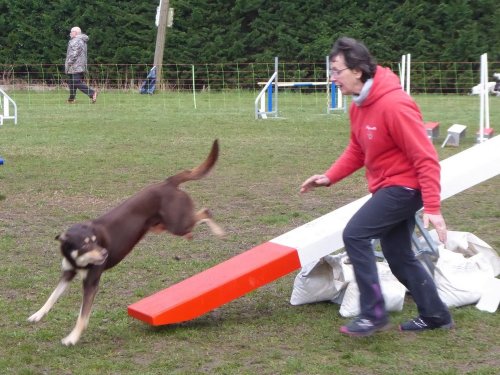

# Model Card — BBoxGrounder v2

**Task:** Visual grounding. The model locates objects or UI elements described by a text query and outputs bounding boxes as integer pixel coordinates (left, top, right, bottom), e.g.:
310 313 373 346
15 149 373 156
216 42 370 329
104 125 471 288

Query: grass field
0 90 499 374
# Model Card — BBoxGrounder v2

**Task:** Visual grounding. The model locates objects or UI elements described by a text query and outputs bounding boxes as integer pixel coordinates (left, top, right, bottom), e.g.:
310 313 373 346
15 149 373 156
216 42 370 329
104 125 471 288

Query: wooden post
154 0 170 87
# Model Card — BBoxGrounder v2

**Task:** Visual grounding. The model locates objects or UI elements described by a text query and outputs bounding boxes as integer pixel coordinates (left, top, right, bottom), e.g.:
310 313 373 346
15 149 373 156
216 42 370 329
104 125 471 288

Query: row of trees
1 0 499 66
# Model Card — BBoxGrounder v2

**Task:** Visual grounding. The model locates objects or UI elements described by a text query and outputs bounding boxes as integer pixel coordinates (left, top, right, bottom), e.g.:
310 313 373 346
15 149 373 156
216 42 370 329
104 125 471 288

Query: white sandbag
290 253 348 305
475 278 500 313
444 231 500 276
339 261 406 318
425 230 499 312
427 230 499 275
434 248 491 308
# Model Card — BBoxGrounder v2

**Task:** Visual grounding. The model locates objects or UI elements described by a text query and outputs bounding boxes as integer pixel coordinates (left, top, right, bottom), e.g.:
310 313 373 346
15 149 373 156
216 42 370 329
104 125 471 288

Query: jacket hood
361 66 402 107
74 34 89 43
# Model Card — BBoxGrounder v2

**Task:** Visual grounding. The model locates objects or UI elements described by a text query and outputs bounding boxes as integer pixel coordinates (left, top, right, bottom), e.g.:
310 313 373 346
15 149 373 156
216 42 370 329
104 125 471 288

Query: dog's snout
96 248 109 265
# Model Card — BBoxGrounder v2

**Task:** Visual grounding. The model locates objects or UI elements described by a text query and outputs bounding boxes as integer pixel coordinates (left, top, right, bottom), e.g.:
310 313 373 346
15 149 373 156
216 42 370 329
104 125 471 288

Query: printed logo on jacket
365 125 377 140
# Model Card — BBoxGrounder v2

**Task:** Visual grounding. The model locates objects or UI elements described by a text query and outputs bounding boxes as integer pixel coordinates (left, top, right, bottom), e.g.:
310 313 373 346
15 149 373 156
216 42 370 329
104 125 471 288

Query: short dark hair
329 37 377 82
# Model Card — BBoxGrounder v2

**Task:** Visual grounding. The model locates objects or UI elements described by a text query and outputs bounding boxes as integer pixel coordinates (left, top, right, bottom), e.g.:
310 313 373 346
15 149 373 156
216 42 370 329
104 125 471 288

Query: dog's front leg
61 271 101 346
28 270 76 323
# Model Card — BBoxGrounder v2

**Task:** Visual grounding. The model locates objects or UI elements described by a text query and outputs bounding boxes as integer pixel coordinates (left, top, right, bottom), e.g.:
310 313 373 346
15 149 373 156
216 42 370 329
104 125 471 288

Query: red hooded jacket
324 66 441 214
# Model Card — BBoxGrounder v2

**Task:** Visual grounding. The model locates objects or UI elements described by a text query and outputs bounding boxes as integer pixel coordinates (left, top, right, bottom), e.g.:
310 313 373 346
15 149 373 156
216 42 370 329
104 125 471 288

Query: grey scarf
352 78 373 106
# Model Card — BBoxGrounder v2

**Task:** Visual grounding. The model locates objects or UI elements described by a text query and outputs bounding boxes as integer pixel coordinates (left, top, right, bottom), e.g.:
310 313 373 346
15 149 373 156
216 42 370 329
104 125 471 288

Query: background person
300 37 453 337
65 26 97 104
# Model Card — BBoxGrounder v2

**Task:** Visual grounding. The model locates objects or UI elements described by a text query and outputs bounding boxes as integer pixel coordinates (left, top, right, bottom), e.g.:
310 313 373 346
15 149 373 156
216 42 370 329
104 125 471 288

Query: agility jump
0 88 17 125
254 57 347 119
128 135 500 326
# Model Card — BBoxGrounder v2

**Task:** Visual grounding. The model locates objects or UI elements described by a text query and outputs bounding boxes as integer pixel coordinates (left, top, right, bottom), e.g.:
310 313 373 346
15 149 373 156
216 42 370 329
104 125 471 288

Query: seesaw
128 135 500 326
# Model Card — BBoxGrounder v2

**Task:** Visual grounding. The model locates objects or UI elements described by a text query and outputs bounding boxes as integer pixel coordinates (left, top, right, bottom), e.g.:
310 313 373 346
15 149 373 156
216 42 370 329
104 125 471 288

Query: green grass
0 90 499 374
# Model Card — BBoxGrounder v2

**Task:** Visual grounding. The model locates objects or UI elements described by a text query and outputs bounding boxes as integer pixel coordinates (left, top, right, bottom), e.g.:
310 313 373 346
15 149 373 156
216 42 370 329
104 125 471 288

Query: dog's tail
168 139 219 186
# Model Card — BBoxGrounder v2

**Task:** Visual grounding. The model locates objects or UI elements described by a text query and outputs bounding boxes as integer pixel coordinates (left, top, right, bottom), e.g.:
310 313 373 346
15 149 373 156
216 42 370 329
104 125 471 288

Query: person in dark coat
65 26 97 103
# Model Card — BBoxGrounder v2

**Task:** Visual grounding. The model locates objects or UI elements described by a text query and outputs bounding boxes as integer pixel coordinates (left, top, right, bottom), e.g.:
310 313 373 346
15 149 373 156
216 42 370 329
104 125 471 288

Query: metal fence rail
1 61 498 94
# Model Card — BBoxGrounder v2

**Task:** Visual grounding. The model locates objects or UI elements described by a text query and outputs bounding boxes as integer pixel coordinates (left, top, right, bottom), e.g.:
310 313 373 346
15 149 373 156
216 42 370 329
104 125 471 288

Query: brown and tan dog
28 140 224 345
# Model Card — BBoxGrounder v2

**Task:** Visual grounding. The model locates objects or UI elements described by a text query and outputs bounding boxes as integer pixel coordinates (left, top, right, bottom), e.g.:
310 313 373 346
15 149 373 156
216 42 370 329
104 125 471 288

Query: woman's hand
300 174 331 193
423 213 447 244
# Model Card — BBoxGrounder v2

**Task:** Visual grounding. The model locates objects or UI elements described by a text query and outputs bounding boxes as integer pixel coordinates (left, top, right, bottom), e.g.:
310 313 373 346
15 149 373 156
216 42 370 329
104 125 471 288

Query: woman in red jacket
301 37 453 336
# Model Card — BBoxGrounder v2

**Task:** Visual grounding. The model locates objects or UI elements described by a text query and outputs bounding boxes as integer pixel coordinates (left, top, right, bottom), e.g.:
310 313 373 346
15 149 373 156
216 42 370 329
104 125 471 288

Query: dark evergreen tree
0 0 498 65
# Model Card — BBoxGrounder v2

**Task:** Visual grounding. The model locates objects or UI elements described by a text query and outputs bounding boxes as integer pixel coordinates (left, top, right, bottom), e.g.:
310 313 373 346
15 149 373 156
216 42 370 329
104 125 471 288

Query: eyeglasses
330 67 350 77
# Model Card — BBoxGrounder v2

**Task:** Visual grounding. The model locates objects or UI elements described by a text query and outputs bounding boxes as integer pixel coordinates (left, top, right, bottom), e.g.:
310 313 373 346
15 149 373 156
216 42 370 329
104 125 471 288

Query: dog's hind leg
28 270 76 323
194 208 225 237
61 272 101 346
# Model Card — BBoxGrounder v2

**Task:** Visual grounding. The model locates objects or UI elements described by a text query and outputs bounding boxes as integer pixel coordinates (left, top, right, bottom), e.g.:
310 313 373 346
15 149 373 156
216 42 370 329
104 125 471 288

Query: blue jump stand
0 158 4 165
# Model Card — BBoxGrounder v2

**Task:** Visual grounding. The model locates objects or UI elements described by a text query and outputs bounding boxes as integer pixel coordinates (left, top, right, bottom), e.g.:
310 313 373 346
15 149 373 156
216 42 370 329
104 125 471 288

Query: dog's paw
215 228 226 237
61 333 80 346
28 311 45 323
211 224 225 238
